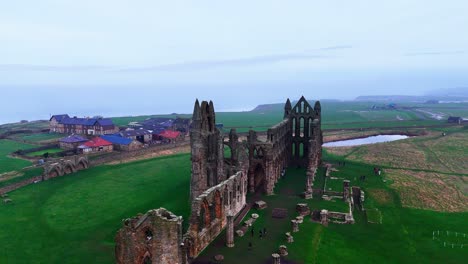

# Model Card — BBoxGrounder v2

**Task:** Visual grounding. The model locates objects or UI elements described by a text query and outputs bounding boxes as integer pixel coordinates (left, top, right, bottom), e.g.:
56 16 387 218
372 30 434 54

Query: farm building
78 137 113 153
100 135 142 151
448 116 463 124
158 130 183 143
50 115 118 135
119 129 152 144
59 134 88 149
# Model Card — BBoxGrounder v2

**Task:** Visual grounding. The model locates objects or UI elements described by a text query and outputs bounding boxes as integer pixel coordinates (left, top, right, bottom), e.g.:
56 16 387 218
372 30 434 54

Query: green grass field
0 154 191 264
0 139 36 174
0 101 466 263
19 133 65 143
25 148 63 157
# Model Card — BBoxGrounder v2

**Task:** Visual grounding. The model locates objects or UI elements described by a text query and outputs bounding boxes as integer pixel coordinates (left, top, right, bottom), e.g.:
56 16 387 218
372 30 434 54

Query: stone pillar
226 215 235 248
320 210 329 227
343 180 350 202
272 253 281 264
279 245 288 256
291 220 299 232
286 232 294 243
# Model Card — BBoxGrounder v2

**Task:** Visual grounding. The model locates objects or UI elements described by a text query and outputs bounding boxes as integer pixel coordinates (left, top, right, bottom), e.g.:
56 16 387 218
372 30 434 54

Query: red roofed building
78 137 113 153
159 130 183 143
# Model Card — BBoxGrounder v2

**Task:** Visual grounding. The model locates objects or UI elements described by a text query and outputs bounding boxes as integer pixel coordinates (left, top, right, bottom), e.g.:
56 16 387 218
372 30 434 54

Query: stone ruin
115 97 323 264
115 208 185 264
43 155 89 180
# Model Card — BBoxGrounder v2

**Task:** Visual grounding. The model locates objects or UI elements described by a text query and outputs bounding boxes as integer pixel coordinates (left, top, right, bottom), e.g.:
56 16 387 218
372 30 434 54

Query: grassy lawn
0 154 191 264
26 148 63 157
19 133 65 143
0 139 36 174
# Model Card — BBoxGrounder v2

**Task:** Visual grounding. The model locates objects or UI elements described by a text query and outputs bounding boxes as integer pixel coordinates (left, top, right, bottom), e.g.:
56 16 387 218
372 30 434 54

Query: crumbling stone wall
184 171 248 260
247 117 291 195
287 96 322 168
115 208 185 264
115 97 323 264
43 155 89 180
190 100 226 200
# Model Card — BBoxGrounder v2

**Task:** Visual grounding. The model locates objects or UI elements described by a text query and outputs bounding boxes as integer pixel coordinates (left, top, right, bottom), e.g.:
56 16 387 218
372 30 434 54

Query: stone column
226 215 235 248
272 253 281 264
291 220 299 232
320 210 329 227
343 180 350 202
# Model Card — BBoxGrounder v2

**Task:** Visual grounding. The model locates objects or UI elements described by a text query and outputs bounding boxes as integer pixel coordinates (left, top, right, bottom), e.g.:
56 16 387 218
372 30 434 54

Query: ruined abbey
115 96 323 264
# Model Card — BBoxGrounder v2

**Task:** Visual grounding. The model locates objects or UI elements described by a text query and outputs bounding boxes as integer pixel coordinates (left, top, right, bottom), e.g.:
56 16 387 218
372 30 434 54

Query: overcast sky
1 1 467 123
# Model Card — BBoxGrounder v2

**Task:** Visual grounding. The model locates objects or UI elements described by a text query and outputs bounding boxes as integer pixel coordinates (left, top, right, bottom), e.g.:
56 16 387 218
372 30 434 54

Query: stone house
78 137 113 153
120 129 152 144
49 114 70 133
50 115 118 135
158 130 183 143
59 134 88 149
100 135 142 151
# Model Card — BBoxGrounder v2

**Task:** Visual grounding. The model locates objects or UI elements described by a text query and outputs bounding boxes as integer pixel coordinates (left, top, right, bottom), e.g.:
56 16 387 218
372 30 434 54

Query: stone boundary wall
90 141 190 166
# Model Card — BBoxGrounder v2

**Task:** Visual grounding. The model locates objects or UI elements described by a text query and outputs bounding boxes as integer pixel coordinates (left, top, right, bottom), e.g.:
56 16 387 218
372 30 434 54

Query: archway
64 164 74 174
253 164 265 193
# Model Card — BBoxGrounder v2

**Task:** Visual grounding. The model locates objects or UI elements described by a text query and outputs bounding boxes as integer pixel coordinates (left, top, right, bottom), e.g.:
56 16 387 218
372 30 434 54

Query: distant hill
355 94 468 102
251 103 283 112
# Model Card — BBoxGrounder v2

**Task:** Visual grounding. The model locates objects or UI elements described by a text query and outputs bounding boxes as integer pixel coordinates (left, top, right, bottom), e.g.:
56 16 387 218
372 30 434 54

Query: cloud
118 53 333 73
404 50 465 56
0 45 352 73
0 64 113 72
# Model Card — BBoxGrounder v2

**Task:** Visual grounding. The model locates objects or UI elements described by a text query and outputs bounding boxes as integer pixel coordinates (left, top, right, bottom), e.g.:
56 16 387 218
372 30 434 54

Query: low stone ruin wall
0 175 42 194
91 141 190 166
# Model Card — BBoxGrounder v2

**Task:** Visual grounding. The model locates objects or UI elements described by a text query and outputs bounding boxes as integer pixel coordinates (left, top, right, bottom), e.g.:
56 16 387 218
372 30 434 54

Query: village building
78 137 113 154
49 115 118 135
448 116 463 124
49 114 70 133
158 130 183 143
119 129 152 144
59 134 88 149
100 135 142 151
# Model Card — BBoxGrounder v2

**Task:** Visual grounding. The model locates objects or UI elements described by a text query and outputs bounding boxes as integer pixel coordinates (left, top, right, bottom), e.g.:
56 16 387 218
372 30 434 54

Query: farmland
0 100 466 264
0 139 36 174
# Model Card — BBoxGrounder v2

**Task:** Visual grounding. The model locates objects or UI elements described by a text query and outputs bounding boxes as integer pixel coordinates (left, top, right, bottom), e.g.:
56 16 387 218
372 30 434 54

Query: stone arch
253 163 266 193
224 144 233 160
141 252 152 264
254 147 264 159
76 158 88 170
200 199 210 229
63 163 75 174
223 186 229 206
300 142 305 158
214 190 222 219
300 117 305 137
49 165 62 178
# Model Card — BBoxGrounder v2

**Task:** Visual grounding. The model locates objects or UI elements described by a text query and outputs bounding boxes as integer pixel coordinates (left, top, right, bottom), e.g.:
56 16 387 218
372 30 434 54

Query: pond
323 135 410 147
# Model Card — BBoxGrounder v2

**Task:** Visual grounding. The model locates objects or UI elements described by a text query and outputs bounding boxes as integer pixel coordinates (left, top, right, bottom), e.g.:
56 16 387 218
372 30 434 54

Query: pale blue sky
0 1 467 123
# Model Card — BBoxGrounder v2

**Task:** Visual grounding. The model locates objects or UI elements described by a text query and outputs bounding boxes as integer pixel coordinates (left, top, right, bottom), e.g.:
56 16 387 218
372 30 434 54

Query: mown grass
25 148 63 157
0 139 36 174
0 154 191 264
19 133 65 142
